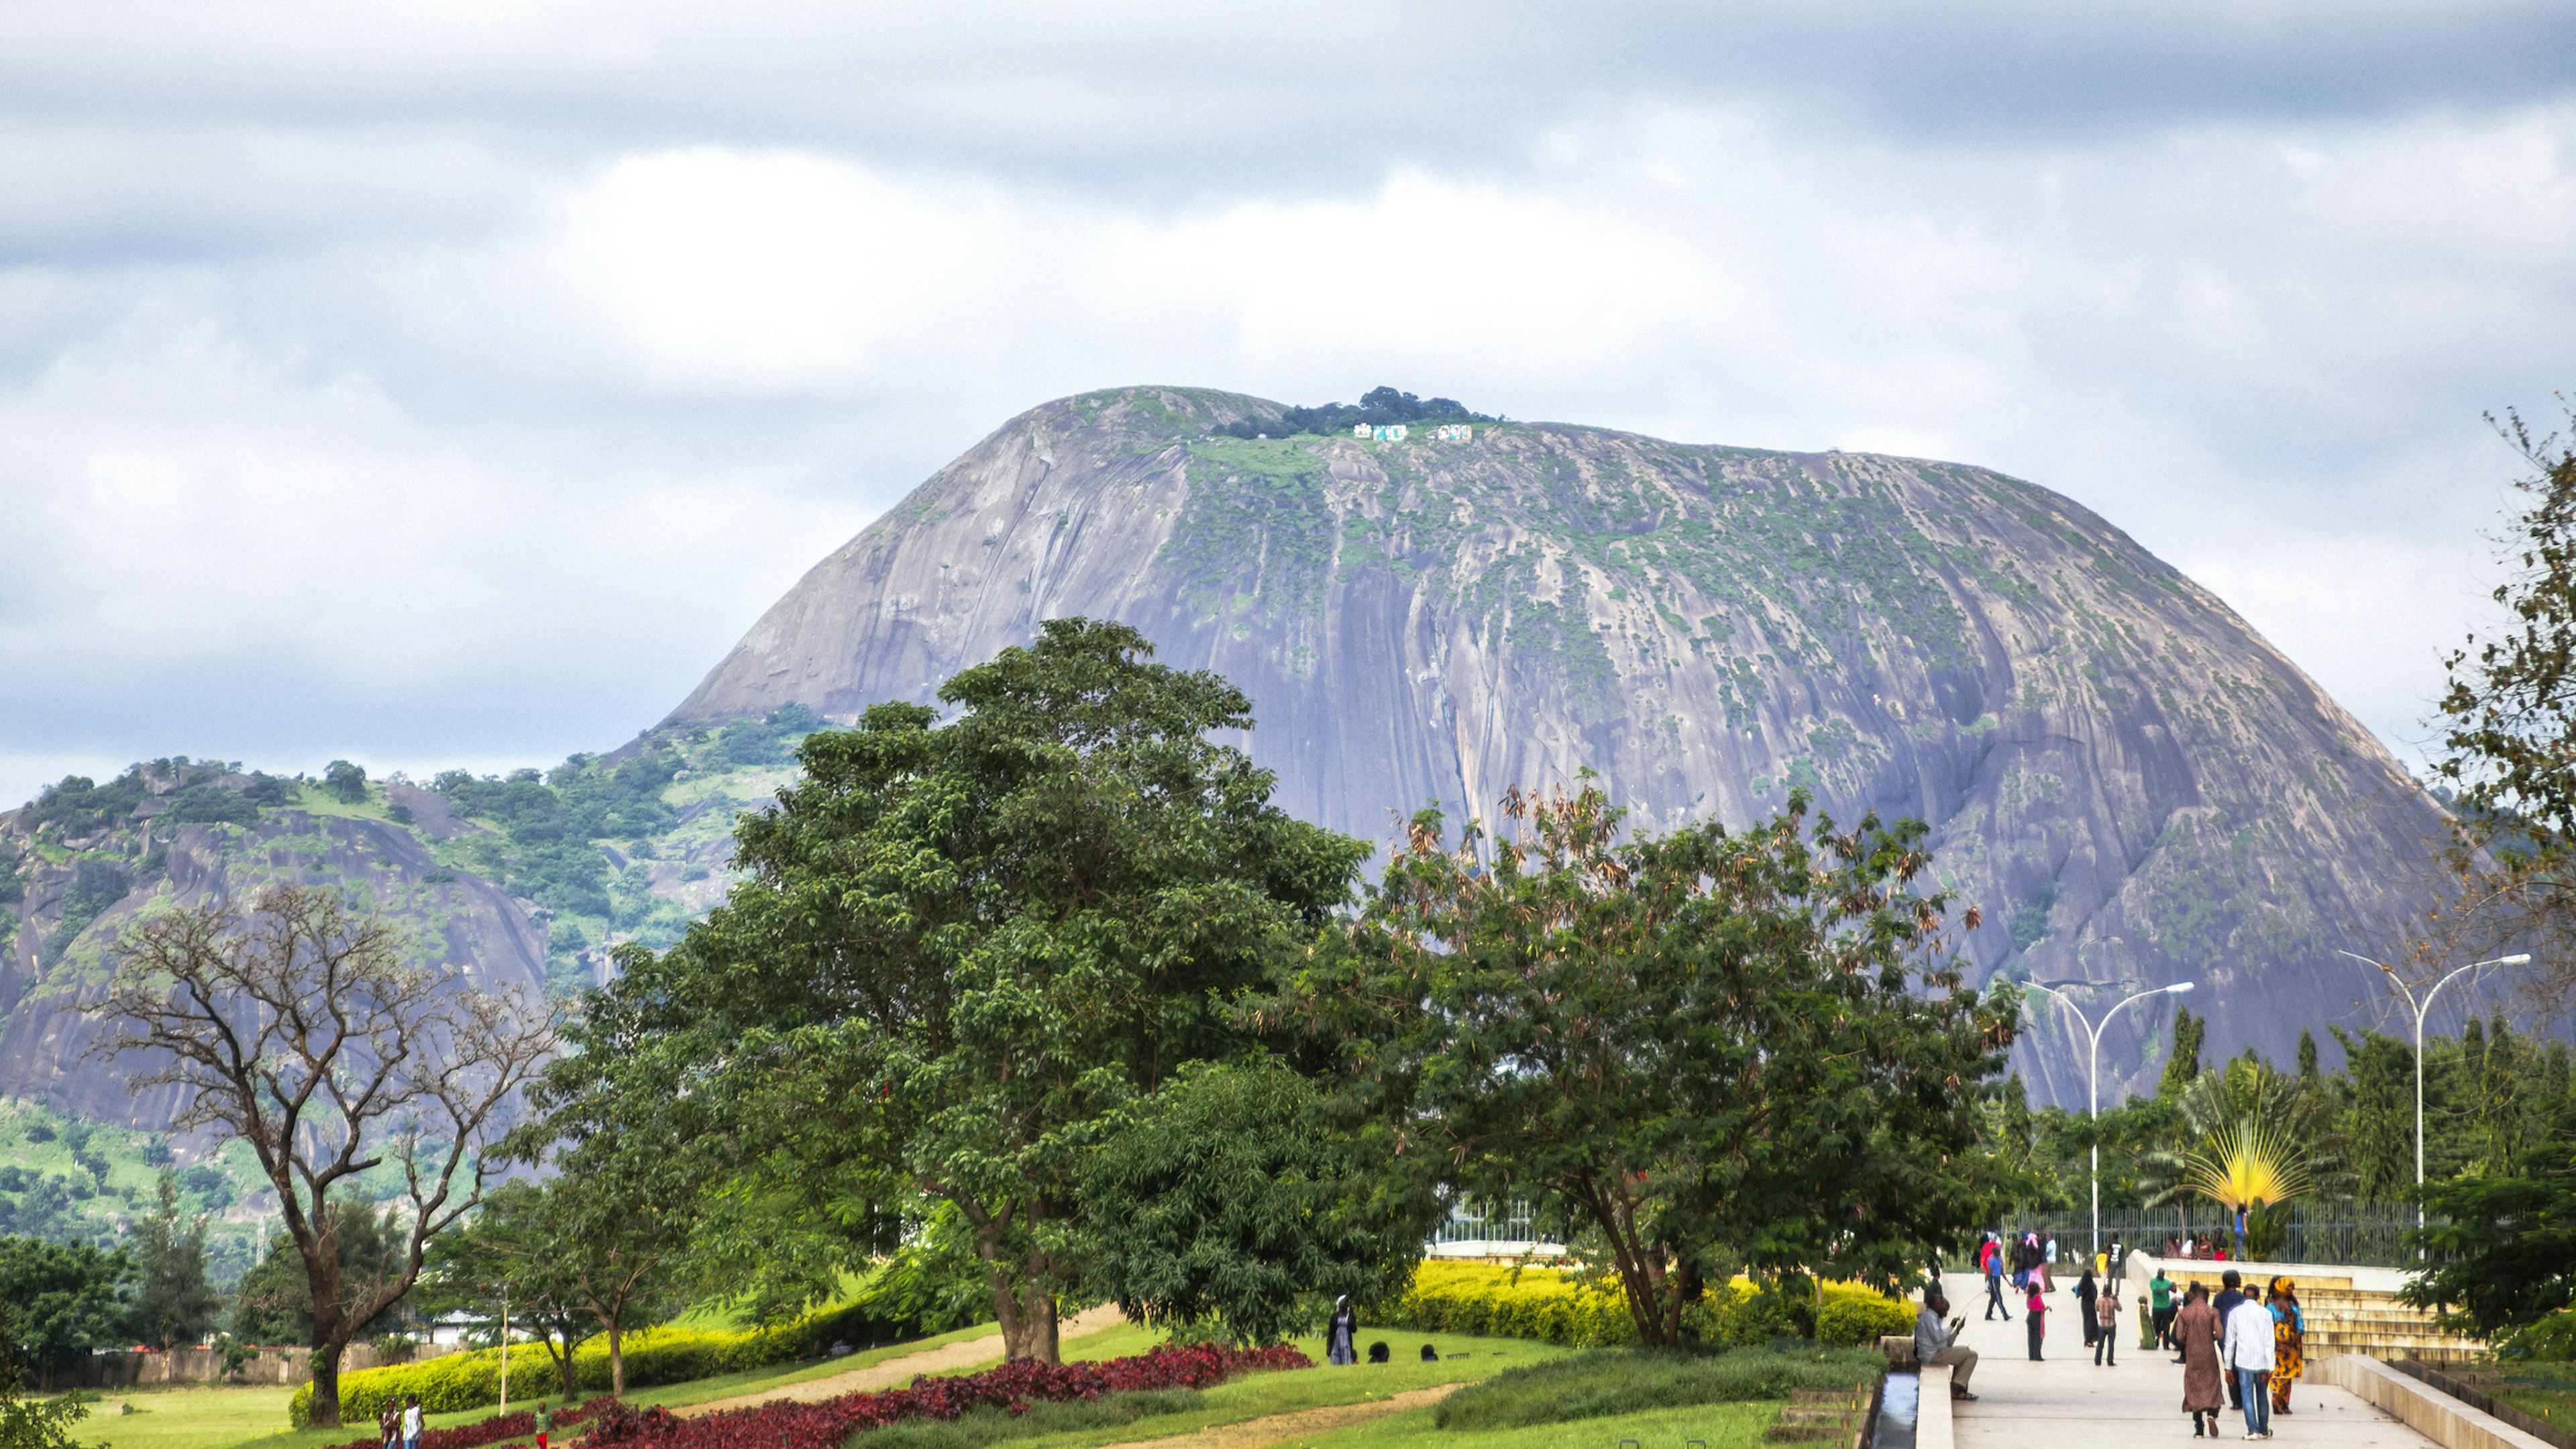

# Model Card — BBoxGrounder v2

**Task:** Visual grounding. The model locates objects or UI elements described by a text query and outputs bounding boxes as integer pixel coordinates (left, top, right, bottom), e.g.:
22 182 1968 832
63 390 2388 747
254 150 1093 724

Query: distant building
1354 423 1408 441
1431 423 1473 442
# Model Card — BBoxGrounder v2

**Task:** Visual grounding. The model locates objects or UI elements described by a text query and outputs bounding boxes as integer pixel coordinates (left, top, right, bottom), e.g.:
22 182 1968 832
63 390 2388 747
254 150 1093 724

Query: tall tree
1273 781 2016 1347
131 1173 222 1349
529 620 1369 1362
2327 1026 2416 1201
0 1318 88 1449
421 1183 594 1403
2157 1007 2206 1101
231 1197 407 1346
89 885 558 1425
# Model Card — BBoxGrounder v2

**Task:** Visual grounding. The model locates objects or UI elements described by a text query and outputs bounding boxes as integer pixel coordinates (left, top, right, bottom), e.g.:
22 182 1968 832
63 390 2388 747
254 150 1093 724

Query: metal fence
1430 1199 1539 1245
1983 1206 2428 1267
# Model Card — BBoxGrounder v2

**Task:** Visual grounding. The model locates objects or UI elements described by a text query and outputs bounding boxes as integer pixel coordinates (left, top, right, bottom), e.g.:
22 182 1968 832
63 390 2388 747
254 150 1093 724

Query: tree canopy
528 618 1371 1362
1269 781 2017 1346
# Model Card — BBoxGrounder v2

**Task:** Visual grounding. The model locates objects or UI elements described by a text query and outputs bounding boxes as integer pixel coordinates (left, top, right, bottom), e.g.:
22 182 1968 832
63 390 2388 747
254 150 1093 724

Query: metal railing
1979 1206 2429 1268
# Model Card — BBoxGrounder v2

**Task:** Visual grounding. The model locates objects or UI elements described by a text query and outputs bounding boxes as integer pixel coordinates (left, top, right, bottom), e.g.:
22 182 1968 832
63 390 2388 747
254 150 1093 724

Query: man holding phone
1915 1291 1979 1400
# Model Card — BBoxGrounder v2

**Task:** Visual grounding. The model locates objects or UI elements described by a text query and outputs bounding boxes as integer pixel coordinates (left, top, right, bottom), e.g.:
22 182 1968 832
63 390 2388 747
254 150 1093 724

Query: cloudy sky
2 1 2571 807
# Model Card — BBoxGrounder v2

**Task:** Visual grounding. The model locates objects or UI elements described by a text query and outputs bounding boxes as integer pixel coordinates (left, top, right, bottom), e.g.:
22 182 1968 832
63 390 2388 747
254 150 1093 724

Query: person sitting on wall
1915 1291 1979 1401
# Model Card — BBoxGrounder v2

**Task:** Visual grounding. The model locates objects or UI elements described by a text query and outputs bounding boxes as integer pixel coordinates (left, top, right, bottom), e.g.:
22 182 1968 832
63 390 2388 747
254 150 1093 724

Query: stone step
1790 1387 1862 1405
1776 1406 1859 1424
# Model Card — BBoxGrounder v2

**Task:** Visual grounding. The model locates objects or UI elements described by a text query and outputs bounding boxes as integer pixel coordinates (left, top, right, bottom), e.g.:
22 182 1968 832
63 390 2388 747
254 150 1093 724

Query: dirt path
1089 1382 1462 1449
676 1304 1130 1417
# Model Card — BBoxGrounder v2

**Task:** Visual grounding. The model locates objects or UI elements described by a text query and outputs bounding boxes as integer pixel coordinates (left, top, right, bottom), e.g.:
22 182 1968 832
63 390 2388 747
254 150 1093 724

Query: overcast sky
1 1 2571 808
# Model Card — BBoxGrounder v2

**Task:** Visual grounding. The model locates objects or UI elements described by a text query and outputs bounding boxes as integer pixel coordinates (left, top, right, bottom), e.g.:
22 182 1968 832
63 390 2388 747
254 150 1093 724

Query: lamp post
2337 949 2531 1228
2025 979 2198 1258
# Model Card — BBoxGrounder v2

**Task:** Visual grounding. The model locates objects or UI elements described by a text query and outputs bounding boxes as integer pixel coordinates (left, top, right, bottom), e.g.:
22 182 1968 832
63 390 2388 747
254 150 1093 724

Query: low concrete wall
2129 1251 2410 1293
53 1340 462 1389
1917 1364 1953 1449
2317 1353 2553 1449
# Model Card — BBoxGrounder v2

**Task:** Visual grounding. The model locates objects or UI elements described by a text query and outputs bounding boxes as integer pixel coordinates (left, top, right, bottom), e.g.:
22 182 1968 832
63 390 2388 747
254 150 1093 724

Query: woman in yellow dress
2268 1277 2305 1414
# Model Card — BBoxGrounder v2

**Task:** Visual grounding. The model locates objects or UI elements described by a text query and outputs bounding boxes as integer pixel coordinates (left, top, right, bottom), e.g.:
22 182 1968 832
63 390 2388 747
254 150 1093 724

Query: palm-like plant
2141 1055 2349 1254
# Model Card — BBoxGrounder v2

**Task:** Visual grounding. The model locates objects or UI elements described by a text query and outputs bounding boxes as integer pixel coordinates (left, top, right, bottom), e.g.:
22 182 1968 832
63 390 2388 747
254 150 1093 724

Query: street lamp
2025 979 2197 1259
2338 949 2531 1228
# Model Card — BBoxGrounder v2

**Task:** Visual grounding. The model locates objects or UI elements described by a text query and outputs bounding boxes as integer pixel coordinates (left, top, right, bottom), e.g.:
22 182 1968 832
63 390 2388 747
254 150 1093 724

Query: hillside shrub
578 1342 1309 1449
288 1298 908 1426
313 1397 616 1449
1375 1262 1913 1350
1435 1344 1884 1431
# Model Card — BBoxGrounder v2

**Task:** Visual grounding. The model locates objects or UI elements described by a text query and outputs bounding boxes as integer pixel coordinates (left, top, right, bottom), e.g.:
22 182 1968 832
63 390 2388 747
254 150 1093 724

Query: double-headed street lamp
2337 949 2531 1228
2025 979 2197 1258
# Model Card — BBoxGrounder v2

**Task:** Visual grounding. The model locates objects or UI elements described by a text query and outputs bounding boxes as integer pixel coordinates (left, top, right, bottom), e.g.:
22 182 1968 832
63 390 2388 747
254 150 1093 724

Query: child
2025 1279 2048 1360
535 1403 552 1449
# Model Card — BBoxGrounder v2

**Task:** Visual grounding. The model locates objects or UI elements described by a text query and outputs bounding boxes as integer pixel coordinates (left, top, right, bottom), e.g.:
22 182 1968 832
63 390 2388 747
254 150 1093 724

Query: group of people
1975 1231 2130 1365
2162 1269 2304 1440
2163 1232 2237 1263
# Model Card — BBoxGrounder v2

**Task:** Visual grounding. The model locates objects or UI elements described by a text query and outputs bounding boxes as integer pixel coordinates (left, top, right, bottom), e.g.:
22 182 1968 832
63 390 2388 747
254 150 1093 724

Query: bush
289 1297 912 1426
1813 1289 1915 1349
1378 1263 1911 1351
1435 1344 1886 1431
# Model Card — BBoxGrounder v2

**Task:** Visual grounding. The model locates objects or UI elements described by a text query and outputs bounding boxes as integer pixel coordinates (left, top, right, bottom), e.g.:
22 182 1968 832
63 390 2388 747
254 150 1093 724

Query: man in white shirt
400 1396 423 1449
2223 1293 2275 1438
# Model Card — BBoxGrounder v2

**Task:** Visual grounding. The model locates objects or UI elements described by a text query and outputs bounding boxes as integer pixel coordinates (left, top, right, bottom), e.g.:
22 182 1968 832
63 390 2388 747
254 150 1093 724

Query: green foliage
2406 1095 2576 1336
165 784 259 825
1275 780 2014 1346
130 1174 221 1349
847 1389 1204 1449
288 1297 903 1425
1434 1344 1883 1432
1811 1293 1914 1349
322 761 369 804
1082 1059 1429 1346
2157 1007 2206 1101
24 773 150 836
0 1320 89 1449
433 751 684 922
710 704 826 768
0 1235 133 1381
2008 880 2060 951
528 619 1371 1360
1212 386 1493 440
1378 1262 1633 1348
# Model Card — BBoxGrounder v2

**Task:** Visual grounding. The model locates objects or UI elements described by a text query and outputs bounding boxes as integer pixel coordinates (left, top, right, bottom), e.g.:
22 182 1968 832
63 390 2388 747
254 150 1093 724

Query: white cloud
0 16 2569 805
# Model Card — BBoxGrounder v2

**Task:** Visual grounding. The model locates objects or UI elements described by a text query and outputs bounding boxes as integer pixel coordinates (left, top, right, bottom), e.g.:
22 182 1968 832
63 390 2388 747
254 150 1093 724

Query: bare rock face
0 769 550 1130
670 387 2446 1103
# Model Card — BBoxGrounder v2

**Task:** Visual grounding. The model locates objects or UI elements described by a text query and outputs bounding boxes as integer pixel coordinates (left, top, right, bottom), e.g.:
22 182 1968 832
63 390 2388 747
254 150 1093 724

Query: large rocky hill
669 386 2450 1104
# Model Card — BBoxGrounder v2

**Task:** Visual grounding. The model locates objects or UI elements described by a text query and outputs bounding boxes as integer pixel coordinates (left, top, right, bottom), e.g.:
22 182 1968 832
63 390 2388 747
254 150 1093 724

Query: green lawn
1295 1401 1782 1449
68 1325 1561 1449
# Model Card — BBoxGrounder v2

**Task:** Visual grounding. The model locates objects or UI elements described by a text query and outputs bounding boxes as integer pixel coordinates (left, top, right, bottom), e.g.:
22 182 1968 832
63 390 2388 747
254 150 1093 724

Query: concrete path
676 1303 1130 1417
1937 1273 2434 1446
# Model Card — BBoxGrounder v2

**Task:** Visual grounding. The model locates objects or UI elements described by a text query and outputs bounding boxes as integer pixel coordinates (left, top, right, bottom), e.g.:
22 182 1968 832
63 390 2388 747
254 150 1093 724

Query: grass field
1299 1401 1782 1449
65 1323 1573 1449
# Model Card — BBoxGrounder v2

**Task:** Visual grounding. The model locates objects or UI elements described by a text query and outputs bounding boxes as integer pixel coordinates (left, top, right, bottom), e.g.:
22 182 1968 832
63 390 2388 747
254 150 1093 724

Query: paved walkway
1938 1273 2434 1446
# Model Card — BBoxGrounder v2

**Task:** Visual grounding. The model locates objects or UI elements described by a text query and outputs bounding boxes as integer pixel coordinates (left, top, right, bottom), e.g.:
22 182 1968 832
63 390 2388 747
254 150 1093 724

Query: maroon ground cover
578 1343 1312 1449
323 1395 621 1449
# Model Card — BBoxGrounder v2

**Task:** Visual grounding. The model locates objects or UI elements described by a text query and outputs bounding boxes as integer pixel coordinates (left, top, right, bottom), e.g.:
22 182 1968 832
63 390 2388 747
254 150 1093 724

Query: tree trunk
309 1339 347 1428
1020 1275 1059 1364
608 1322 625 1397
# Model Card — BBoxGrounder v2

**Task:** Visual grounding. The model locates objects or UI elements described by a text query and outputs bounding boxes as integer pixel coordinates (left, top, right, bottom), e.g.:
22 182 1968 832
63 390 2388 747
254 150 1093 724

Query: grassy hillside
0 1096 276 1281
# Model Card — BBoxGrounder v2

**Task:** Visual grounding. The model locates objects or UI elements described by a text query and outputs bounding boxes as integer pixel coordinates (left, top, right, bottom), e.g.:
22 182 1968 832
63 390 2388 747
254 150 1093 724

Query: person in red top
2025 1279 2049 1360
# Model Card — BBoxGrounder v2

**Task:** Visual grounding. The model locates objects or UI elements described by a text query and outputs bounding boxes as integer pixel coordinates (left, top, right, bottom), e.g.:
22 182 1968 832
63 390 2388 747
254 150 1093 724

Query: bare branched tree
87 885 557 1427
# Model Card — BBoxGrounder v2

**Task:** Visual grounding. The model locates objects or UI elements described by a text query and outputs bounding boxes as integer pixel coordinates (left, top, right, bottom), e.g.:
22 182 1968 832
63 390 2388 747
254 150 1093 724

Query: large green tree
2404 1095 2576 1334
1080 1059 1428 1346
131 1173 221 1350
532 619 1370 1362
1272 781 2017 1347
0 1320 87 1449
421 1181 602 1403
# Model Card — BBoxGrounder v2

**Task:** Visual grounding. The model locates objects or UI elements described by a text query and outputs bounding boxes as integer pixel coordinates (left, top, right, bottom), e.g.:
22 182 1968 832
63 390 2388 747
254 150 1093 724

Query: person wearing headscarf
1326 1295 1358 1365
2268 1278 2305 1415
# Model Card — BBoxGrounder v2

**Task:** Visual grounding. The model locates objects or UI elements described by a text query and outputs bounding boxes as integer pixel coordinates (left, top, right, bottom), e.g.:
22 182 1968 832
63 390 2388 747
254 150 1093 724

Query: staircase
2296 1281 2487 1366
1766 1384 1874 1444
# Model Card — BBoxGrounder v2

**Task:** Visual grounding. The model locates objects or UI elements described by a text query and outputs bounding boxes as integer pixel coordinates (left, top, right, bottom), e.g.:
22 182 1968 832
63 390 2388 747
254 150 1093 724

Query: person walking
2107 1235 2128 1285
2150 1267 2178 1357
378 1401 399 1449
2025 1278 2049 1360
2176 1284 2224 1438
2268 1279 2305 1417
1326 1295 1358 1365
2074 1265 2100 1354
2212 1271 2247 1411
400 1397 423 1449
1984 1235 2012 1320
2094 1285 2121 1366
2224 1284 2277 1438
1915 1291 1980 1401
2042 1233 2059 1291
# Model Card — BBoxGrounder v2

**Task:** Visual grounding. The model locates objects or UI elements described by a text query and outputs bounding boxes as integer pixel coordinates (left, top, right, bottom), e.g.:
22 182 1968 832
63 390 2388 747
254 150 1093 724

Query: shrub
846 1389 1203 1449
1813 1289 1916 1349
578 1342 1308 1449
290 1297 908 1426
312 1397 618 1449
1436 1344 1884 1431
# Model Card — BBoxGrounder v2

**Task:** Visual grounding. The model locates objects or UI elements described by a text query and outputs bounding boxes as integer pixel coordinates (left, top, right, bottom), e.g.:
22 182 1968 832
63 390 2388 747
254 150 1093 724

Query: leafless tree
87 885 557 1427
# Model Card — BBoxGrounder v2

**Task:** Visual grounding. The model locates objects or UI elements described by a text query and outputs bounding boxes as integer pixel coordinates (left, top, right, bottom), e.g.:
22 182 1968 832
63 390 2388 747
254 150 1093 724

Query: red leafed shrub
581 1342 1311 1449
320 1396 623 1449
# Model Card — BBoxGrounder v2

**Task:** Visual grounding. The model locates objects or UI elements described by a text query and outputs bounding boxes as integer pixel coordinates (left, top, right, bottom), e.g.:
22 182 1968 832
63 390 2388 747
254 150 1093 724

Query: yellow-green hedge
288 1301 892 1427
1375 1261 1913 1350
